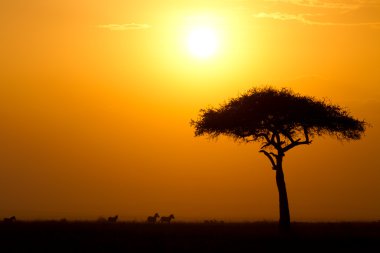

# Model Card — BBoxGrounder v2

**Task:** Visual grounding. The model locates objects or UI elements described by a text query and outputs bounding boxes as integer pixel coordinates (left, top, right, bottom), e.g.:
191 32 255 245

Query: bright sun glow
187 27 219 59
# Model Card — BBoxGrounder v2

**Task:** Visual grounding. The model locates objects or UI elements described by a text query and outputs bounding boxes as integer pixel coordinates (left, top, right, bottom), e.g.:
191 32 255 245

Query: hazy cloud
253 12 380 27
264 0 375 10
99 23 151 31
253 12 315 24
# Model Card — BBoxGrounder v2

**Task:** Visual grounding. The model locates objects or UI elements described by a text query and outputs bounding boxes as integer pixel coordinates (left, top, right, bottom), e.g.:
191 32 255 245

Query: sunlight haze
187 26 219 58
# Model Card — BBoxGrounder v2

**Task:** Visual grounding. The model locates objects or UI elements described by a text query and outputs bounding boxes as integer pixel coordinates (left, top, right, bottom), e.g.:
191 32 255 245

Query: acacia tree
191 87 366 229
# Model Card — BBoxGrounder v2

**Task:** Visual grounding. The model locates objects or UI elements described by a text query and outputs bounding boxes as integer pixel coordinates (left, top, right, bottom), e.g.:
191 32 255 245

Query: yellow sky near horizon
0 0 380 221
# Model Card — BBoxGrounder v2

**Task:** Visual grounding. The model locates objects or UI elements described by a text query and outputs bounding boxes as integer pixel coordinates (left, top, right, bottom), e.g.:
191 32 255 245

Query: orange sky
1 0 380 221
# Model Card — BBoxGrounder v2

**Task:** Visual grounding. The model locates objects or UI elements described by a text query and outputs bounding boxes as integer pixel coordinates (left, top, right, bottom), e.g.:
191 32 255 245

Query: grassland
1 221 379 252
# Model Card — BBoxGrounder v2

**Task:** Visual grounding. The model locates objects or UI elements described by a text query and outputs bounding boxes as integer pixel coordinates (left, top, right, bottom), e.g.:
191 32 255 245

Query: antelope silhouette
107 215 118 222
147 213 160 223
3 216 16 223
160 214 175 223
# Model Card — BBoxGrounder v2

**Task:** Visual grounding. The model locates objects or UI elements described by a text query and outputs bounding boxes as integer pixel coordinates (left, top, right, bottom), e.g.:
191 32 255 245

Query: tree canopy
191 87 366 146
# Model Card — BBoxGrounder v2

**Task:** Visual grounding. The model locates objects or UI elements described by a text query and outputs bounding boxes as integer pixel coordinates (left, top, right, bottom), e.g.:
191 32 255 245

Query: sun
187 27 219 59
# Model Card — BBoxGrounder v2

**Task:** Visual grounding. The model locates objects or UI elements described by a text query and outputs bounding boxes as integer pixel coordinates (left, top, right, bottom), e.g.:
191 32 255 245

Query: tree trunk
275 157 291 230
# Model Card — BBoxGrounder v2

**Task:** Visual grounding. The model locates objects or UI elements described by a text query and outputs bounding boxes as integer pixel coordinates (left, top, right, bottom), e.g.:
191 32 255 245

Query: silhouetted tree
191 87 366 230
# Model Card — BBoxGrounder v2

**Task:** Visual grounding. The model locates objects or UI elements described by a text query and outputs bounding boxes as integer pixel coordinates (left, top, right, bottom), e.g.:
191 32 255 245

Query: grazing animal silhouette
147 213 160 223
3 216 16 223
107 215 118 222
160 214 175 223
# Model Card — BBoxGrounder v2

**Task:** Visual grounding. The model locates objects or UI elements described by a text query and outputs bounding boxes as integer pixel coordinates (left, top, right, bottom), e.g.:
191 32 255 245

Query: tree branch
282 131 296 144
303 127 310 143
275 132 281 145
260 142 271 149
270 132 276 143
259 150 277 170
282 137 311 152
257 133 270 143
257 133 277 150
270 131 284 151
269 152 278 158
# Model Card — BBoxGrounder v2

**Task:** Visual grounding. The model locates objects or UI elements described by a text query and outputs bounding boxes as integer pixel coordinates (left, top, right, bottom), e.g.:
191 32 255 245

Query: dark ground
0 221 379 252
